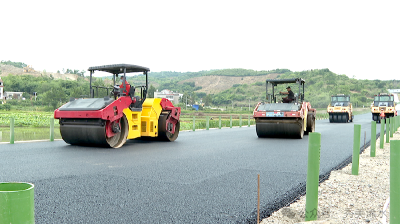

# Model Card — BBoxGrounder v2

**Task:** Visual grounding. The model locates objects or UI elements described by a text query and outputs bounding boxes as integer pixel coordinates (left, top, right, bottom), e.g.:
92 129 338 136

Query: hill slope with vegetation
1 60 399 111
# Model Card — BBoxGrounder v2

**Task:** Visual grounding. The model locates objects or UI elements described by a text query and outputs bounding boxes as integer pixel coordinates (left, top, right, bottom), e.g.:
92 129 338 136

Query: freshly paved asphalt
0 113 382 223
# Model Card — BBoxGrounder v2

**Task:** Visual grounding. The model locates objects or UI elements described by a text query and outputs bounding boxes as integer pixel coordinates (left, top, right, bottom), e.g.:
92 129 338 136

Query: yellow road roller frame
123 98 163 139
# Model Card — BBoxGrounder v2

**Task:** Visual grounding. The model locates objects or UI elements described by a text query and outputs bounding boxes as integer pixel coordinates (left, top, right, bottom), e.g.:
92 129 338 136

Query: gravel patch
261 129 399 224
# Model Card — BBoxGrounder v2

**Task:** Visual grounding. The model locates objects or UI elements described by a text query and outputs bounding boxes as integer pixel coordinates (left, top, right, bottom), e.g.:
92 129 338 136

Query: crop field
0 111 56 127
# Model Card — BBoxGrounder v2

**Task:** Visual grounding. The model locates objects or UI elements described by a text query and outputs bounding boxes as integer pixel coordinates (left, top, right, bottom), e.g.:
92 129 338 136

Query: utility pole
186 95 187 110
248 98 251 111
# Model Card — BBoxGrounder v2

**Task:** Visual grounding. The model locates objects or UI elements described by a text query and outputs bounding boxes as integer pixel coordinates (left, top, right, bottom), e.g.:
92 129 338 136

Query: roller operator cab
253 78 316 139
371 93 397 123
327 94 354 123
54 64 181 148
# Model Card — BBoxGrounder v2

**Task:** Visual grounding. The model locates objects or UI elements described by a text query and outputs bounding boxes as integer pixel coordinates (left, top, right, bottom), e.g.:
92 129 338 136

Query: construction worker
119 76 131 95
380 109 385 120
280 86 295 103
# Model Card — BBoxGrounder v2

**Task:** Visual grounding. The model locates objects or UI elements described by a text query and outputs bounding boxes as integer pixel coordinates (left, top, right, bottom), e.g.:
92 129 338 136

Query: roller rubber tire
305 115 315 135
158 114 180 141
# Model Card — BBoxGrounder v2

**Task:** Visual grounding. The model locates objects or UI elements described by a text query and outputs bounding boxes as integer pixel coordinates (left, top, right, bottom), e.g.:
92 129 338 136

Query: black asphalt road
0 113 383 223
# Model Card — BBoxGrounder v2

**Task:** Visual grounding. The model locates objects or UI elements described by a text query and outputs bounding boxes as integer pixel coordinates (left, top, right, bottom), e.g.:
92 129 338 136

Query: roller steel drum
60 115 129 148
256 118 304 139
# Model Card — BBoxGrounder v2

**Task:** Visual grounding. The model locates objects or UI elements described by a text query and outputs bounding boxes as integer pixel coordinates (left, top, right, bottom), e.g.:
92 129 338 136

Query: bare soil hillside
0 64 79 81
178 73 279 94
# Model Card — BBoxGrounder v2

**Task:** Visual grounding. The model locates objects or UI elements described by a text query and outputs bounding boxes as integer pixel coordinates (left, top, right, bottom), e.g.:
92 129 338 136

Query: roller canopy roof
265 78 305 85
88 64 150 74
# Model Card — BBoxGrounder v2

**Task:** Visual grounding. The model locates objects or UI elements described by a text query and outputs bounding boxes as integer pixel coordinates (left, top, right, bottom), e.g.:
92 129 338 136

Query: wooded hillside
1 61 399 110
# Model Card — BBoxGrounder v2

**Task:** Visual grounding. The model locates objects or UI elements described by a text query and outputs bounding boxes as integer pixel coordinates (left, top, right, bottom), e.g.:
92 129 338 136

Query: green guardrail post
352 124 361 175
10 117 15 144
386 118 390 143
192 116 195 131
391 140 400 223
206 116 209 130
0 182 35 223
50 118 55 141
370 121 376 157
230 115 232 128
390 117 394 138
248 115 251 127
380 120 385 149
219 116 221 129
239 115 242 128
305 132 321 221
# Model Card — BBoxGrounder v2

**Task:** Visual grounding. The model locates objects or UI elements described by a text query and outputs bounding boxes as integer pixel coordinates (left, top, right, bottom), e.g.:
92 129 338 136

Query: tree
204 94 213 106
148 85 156 98
70 87 85 98
22 92 30 99
0 60 27 68
43 88 66 109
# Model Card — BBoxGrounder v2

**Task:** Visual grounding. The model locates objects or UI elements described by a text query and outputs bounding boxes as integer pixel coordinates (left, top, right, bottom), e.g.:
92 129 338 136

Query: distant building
0 77 25 100
4 91 24 100
154 89 182 104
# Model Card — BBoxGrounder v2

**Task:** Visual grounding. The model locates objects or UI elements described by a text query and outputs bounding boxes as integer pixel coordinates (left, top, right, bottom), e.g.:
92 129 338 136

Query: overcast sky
1 0 399 80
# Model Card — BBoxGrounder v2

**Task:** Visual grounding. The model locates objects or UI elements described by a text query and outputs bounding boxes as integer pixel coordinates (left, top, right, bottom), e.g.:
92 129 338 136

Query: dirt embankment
0 64 79 81
178 73 279 94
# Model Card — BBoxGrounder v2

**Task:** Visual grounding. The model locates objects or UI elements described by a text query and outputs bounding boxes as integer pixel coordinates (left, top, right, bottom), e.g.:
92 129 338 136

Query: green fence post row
370 121 376 157
380 119 385 149
352 124 361 175
219 116 221 129
10 117 15 144
386 119 390 143
391 140 400 223
50 118 55 141
390 117 394 138
192 116 195 131
305 132 321 221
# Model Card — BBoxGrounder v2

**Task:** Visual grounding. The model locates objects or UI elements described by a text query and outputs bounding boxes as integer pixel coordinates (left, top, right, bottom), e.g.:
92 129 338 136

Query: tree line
1 64 399 111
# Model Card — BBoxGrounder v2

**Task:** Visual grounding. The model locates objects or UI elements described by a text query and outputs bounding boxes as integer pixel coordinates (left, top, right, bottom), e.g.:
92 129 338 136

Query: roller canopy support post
380 120 385 149
352 124 361 175
305 132 321 221
370 121 376 157
391 140 400 223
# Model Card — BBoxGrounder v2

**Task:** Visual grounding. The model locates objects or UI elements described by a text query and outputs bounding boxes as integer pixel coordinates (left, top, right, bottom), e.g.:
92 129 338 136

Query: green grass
0 127 61 142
